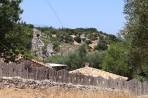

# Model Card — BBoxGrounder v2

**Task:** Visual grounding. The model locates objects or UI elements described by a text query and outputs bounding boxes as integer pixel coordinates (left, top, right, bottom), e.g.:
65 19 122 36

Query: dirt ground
0 87 140 98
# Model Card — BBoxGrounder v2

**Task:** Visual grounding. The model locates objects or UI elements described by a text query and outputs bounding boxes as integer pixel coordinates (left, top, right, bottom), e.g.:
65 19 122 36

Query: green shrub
52 41 60 52
94 43 108 51
74 36 81 43
65 35 74 43
85 40 92 45
86 52 104 69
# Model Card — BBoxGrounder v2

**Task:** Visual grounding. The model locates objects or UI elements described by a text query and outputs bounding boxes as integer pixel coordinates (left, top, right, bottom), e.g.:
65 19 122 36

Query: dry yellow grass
0 87 139 98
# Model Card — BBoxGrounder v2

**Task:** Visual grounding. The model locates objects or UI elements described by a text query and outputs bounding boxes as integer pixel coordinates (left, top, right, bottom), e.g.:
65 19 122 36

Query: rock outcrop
31 28 44 61
31 28 55 61
46 43 54 57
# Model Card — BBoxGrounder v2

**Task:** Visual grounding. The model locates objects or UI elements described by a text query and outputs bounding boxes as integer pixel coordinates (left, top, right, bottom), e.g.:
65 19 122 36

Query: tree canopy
0 0 34 62
124 0 148 80
102 0 148 80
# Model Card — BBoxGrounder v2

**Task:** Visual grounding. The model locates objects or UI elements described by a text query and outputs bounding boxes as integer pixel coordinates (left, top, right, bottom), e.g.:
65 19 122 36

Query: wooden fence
0 61 147 95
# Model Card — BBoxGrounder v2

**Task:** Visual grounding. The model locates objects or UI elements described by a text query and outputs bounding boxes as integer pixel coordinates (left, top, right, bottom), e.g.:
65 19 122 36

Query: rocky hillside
31 27 120 62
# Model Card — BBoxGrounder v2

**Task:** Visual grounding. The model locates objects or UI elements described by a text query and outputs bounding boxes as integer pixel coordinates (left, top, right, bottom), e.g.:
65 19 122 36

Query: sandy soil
0 87 138 98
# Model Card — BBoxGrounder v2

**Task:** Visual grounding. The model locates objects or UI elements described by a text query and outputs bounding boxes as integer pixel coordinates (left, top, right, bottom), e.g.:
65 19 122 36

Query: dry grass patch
0 87 138 98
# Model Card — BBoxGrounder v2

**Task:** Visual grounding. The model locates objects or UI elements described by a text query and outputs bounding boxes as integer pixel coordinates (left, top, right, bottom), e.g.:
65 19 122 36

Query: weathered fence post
0 62 3 77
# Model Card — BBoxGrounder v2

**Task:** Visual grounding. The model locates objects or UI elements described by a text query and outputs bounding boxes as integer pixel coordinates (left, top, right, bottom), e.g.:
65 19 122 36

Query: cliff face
46 43 54 56
31 28 44 61
31 28 54 61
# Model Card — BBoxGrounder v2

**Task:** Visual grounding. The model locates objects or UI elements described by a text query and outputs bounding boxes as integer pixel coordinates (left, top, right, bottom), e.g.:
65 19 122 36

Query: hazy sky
20 0 126 35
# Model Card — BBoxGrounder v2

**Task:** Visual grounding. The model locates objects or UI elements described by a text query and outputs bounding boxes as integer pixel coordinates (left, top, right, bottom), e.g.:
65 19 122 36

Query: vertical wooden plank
21 64 24 78
35 67 39 80
65 72 69 83
12 64 16 77
66 72 70 83
27 65 30 79
48 68 51 79
1 62 4 77
108 77 115 89
93 77 98 86
128 79 138 95
68 73 73 83
0 62 5 77
137 81 143 96
52 69 56 81
0 62 2 77
144 81 148 95
5 63 8 77
30 66 35 80
120 79 127 90
56 70 60 82
103 78 108 89
8 63 11 77
15 64 18 77
18 64 23 77
43 67 48 80
75 74 81 84
147 81 148 94
49 69 55 81
79 74 85 85
89 76 94 85
37 67 41 80
99 77 105 88
82 75 87 85
84 76 90 85
45 68 49 80
32 66 36 79
59 70 63 82
72 74 77 84
21 64 28 79
64 70 69 83
96 76 101 87
62 70 65 83
41 67 47 80
3 63 8 77
39 67 44 80
95 76 99 86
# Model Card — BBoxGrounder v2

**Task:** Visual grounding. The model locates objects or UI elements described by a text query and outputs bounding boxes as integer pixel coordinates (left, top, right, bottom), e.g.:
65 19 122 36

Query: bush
85 40 92 45
74 36 81 43
65 35 74 43
94 43 108 51
52 41 60 52
50 30 57 34
86 52 104 69
81 38 86 42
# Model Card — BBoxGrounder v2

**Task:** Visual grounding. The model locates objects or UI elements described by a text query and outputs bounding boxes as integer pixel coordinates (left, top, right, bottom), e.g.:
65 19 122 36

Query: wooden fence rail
0 61 147 95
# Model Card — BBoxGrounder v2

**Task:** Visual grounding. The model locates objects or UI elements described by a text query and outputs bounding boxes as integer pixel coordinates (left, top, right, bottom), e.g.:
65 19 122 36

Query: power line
46 0 64 28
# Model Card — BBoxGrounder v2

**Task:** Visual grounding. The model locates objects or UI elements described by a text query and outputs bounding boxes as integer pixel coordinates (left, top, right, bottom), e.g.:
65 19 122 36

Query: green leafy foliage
52 41 60 52
86 52 104 69
123 0 148 80
102 42 130 77
85 39 92 45
101 0 148 80
94 42 108 51
74 36 81 43
0 0 35 61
